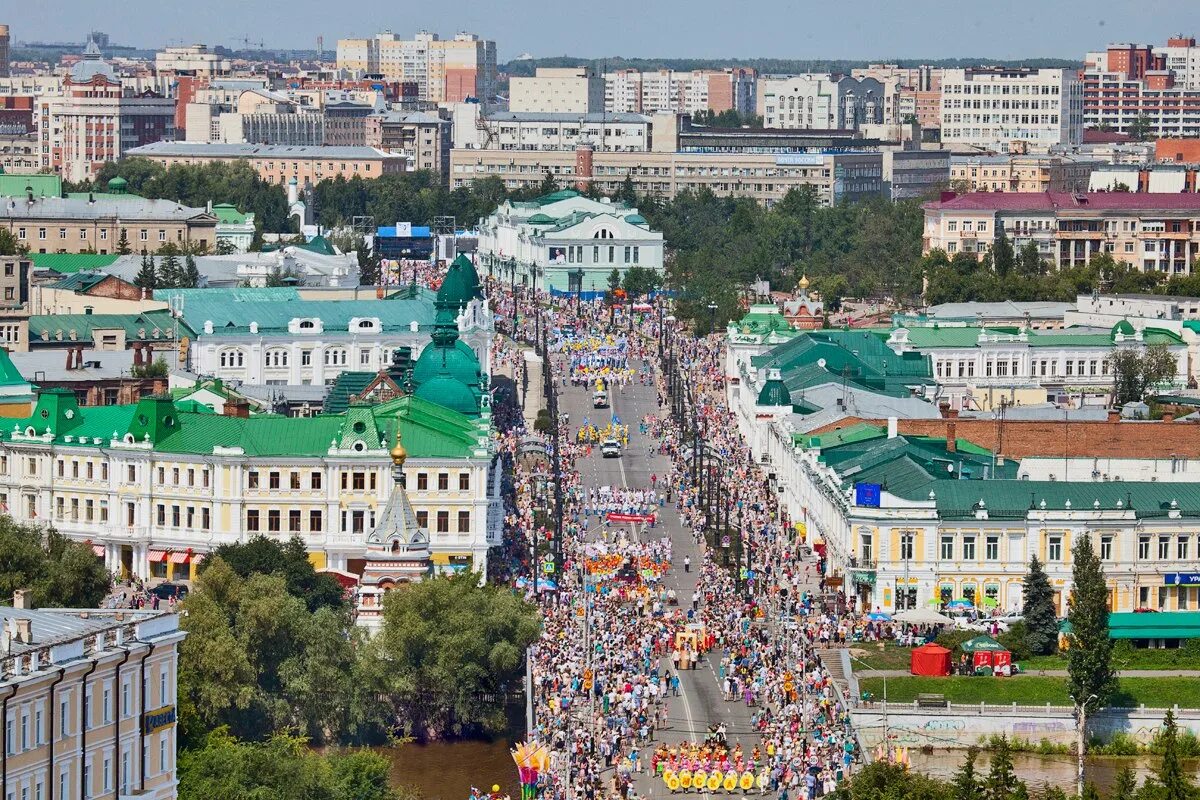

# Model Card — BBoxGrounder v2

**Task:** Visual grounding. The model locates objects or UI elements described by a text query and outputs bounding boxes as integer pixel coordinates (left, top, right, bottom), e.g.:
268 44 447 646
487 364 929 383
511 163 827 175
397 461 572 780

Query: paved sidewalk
854 668 1200 678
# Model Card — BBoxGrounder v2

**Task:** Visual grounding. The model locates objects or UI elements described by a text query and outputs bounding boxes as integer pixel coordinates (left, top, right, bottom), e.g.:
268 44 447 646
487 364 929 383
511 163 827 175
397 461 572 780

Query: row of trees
0 518 112 608
133 243 202 289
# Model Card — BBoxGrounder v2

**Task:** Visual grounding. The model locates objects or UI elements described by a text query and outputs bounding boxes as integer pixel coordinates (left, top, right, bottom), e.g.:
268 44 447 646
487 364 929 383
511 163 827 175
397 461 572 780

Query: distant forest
501 56 1081 77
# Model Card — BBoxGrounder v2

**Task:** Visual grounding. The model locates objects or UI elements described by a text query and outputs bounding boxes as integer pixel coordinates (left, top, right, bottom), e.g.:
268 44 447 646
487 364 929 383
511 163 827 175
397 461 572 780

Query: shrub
999 621 1032 662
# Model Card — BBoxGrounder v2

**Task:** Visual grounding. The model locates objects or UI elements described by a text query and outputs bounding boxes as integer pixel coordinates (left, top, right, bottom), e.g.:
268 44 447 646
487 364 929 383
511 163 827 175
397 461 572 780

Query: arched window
266 349 289 368
592 229 614 240
299 320 316 330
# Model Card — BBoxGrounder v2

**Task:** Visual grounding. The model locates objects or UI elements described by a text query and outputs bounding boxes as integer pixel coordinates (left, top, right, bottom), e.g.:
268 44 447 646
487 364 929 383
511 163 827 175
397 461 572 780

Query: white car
600 439 622 458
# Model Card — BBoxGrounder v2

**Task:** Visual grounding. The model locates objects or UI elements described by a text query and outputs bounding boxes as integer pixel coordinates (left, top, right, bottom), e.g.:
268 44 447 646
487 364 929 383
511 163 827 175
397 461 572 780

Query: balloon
723 772 737 791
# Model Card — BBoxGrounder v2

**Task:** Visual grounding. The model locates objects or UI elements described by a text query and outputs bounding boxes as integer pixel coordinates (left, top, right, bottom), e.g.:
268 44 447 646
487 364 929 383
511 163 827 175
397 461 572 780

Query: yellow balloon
680 773 692 789
706 774 721 791
662 770 675 786
723 773 737 791
667 776 680 792
740 772 755 790
693 770 706 787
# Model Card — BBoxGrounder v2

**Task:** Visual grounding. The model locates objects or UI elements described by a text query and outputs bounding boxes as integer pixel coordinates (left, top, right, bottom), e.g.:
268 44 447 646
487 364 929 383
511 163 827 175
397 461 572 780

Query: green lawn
859 676 1200 708
1022 648 1200 671
848 642 920 671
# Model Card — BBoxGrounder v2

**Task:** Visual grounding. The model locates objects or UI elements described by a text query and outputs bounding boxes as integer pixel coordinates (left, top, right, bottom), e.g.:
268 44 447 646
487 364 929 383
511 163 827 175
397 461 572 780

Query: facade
153 45 231 79
0 597 184 800
335 31 497 105
0 252 29 352
217 109 323 146
757 75 884 130
125 142 406 186
882 148 951 200
1083 38 1200 138
0 195 217 255
452 105 651 153
364 111 450 175
950 155 1098 193
212 203 255 252
476 189 664 293
940 68 1083 153
510 67 605 114
0 132 38 173
922 191 1200 273
603 69 757 116
322 101 374 147
0 23 8 79
450 146 884 206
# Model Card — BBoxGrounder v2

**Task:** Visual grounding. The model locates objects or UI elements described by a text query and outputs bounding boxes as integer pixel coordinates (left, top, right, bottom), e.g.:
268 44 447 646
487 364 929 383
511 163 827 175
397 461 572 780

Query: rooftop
924 191 1200 213
28 310 193 344
0 195 213 222
126 142 400 160
483 111 650 124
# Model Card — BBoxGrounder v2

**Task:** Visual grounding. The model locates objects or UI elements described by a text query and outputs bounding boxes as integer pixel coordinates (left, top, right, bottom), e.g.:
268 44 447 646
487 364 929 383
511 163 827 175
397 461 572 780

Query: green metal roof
46 273 111 293
27 253 121 274
0 174 63 199
757 377 791 406
28 310 194 343
932 480 1200 520
3 391 486 459
1061 612 1200 640
802 422 886 449
0 347 31 388
211 203 247 224
535 189 582 205
899 325 1184 350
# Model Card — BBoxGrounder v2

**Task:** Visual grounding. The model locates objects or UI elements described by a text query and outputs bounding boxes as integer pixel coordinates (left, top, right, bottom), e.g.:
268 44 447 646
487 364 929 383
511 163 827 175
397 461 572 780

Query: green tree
982 735 1023 800
358 237 382 287
264 261 304 287
539 170 558 195
204 535 346 612
158 241 182 287
183 253 201 288
1016 241 1043 277
1139 710 1197 800
622 265 661 299
1022 555 1058 656
1114 766 1139 799
951 745 982 800
134 249 157 290
1128 115 1155 142
991 228 1015 278
131 357 169 379
0 521 111 609
1109 344 1179 406
0 228 28 256
614 174 638 207
1080 782 1103 800
830 760 951 800
1067 532 1117 746
360 573 541 738
116 228 132 255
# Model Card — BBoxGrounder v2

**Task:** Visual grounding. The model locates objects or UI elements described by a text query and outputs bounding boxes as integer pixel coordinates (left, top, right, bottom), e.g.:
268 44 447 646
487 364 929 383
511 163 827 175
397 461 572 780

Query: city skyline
3 0 1196 61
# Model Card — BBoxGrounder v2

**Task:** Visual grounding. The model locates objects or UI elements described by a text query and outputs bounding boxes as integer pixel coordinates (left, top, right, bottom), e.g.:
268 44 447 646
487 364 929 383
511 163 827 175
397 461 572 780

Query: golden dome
390 427 408 466
798 275 810 291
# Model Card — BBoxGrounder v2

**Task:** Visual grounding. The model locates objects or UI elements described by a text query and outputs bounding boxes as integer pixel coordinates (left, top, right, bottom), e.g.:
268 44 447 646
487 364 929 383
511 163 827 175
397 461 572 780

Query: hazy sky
6 0 1198 61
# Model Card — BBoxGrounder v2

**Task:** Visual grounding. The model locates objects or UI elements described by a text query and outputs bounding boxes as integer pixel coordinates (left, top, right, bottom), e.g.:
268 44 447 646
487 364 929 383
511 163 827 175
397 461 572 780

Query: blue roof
377 226 432 238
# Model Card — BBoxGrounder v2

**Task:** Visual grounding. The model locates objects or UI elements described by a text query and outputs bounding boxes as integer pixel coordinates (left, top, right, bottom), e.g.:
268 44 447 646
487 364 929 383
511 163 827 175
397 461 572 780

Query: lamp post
707 302 718 337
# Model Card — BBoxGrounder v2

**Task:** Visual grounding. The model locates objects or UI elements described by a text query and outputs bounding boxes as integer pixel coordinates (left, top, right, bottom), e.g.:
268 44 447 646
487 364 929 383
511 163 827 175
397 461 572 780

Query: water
381 739 519 800
907 749 1200 795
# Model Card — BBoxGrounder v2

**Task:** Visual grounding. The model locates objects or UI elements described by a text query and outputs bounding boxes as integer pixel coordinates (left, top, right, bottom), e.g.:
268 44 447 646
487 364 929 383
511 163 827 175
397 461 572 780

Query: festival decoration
510 741 550 800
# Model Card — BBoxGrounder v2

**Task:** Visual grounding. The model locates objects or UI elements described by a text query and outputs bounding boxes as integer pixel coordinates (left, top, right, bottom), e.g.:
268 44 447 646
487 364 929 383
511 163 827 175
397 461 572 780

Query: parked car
149 582 189 601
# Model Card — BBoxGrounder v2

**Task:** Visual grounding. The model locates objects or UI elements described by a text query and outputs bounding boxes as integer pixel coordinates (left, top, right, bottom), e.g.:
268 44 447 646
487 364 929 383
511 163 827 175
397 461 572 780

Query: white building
757 75 885 129
941 68 1083 152
509 67 605 114
603 69 757 116
476 188 664 294
451 105 651 152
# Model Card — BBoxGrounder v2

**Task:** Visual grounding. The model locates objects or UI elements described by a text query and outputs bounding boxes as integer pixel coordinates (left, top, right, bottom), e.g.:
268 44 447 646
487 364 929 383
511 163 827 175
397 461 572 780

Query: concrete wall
851 704 1200 749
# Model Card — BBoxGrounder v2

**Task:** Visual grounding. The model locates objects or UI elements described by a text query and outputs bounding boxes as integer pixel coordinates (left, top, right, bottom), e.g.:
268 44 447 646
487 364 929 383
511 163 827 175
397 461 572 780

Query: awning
91 544 105 557
148 549 168 563
167 551 190 565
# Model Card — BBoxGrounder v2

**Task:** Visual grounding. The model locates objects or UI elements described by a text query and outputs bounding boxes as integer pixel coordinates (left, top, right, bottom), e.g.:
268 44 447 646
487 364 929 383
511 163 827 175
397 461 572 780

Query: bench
916 693 949 708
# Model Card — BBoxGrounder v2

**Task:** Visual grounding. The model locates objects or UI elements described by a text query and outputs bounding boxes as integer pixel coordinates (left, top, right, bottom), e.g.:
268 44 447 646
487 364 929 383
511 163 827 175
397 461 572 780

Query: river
382 739 517 800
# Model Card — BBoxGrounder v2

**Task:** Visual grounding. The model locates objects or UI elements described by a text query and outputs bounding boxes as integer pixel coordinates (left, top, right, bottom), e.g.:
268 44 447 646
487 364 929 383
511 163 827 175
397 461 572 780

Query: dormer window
299 320 316 330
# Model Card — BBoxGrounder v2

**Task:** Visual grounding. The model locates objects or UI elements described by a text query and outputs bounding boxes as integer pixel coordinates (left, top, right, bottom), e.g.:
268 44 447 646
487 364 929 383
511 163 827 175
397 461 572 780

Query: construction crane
237 36 265 50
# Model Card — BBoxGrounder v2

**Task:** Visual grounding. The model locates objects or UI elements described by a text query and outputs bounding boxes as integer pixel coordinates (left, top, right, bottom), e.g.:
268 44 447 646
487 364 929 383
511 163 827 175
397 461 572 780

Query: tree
992 228 1014 278
116 228 132 255
1080 782 1103 800
183 253 201 288
360 573 540 738
1114 766 1139 799
0 522 111 609
539 170 558 196
158 241 182 287
215 238 238 255
982 736 1024 800
1140 710 1197 800
622 265 661 299
1109 344 1178 406
131 357 169 379
951 746 982 800
204 535 345 613
264 262 304 287
1067 532 1117 731
0 228 28 256
134 249 158 290
357 237 381 286
1128 115 1155 142
1022 556 1058 656
614 174 638 207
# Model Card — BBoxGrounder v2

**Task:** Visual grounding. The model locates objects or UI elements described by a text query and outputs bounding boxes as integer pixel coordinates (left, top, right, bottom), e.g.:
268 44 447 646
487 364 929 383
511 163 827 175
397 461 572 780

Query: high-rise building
0 24 10 79
939 68 1083 152
603 68 757 116
336 31 497 105
1082 36 1200 138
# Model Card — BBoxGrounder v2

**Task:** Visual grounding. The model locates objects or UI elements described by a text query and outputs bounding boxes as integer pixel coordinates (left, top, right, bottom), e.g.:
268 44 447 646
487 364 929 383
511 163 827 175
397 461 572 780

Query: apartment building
510 67 604 114
0 195 217 255
603 68 757 115
125 141 406 186
451 105 652 153
757 74 885 129
365 111 450 175
335 31 497 105
922 191 1200 272
0 596 184 800
950 154 1098 193
0 132 37 174
940 68 1083 152
1083 38 1200 138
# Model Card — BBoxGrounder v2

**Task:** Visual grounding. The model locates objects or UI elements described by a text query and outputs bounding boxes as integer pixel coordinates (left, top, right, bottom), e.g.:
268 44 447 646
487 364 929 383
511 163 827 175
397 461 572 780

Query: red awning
91 544 105 557
167 551 190 565
148 549 168 563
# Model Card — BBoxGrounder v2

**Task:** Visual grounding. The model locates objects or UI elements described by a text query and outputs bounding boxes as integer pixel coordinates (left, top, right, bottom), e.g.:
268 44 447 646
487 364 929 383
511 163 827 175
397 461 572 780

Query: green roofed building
0 387 501 583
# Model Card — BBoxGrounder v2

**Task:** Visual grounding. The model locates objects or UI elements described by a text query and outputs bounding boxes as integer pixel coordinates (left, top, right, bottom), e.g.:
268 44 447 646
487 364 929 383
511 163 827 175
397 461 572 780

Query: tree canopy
1110 343 1178 406
203 534 346 612
1022 556 1058 657
1067 533 1117 711
0 519 110 608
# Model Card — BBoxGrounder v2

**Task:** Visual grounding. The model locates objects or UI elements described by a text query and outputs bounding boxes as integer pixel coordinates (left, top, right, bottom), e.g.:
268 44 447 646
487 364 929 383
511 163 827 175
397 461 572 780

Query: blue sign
1164 573 1200 586
855 483 882 508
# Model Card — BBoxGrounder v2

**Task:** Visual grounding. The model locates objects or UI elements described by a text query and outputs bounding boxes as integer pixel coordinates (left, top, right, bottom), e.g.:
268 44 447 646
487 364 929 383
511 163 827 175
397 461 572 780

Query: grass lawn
1022 648 1200 671
859 676 1200 708
848 641 919 671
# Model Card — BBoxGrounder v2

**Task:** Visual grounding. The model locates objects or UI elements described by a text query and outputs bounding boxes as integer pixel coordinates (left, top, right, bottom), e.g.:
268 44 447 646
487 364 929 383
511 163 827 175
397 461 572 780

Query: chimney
946 421 957 453
938 400 951 418
887 416 898 439
13 589 32 609
75 345 85 370
66 348 75 370
224 397 250 418
1162 410 1175 423
1107 408 1120 424
14 618 32 644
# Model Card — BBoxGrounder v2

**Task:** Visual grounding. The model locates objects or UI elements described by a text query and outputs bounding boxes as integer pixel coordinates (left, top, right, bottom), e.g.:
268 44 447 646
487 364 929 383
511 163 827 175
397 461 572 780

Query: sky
5 0 1199 61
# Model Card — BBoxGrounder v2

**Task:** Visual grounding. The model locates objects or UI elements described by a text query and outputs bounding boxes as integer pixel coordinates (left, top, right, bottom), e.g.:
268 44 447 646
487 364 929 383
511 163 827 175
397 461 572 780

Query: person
684 555 691 572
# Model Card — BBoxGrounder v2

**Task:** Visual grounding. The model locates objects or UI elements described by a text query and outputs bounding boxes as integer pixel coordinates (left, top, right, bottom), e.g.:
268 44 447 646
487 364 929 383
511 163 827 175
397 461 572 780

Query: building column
133 543 150 580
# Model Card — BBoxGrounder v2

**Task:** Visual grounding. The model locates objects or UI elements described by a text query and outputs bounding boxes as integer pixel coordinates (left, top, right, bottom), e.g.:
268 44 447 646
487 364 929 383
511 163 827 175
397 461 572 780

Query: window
963 535 976 561
311 472 322 490
247 471 259 489
437 473 449 491
268 510 281 532
247 510 260 531
309 510 323 531
102 685 111 724
459 473 471 491
416 510 428 528
1159 536 1171 560
1100 535 1113 561
985 535 999 561
457 511 471 532
417 473 428 491
436 511 450 533
268 471 281 489
160 667 168 705
860 533 873 563
1048 535 1063 562
352 472 365 491
1138 535 1150 560
1180 536 1190 561
940 535 953 560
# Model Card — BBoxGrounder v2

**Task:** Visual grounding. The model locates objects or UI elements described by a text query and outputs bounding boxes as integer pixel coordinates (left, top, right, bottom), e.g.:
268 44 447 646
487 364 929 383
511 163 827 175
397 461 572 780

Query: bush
935 628 975 652
533 409 552 433
1092 732 1141 756
998 621 1033 662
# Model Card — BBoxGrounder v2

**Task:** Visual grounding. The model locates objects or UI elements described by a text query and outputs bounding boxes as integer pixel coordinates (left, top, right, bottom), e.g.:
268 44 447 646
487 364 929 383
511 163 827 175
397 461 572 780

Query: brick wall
811 417 1200 458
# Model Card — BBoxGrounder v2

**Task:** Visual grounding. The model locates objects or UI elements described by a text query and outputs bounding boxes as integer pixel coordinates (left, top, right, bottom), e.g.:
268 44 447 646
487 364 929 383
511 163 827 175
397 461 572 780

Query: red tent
910 643 952 676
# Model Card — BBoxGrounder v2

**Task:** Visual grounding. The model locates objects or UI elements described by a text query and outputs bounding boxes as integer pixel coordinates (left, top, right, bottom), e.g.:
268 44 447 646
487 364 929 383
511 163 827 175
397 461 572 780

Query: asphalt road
554 361 758 798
